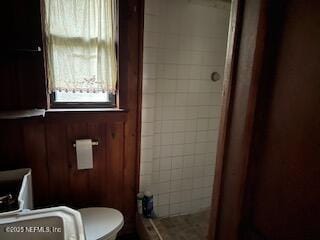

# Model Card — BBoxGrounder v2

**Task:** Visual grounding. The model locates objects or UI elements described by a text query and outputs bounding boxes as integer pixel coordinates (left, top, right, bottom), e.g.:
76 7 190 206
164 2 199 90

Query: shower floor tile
153 210 210 240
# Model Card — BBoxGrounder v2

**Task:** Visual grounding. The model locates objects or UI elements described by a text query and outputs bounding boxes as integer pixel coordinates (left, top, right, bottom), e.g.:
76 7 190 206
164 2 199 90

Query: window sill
46 108 127 113
45 108 128 123
0 108 128 123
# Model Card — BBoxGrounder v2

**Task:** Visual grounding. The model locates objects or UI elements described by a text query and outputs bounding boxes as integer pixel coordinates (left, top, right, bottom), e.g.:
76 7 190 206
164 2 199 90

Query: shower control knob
211 72 221 82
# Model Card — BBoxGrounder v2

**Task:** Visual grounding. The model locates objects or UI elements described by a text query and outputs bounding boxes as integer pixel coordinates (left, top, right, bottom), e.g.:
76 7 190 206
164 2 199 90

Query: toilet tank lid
78 207 124 240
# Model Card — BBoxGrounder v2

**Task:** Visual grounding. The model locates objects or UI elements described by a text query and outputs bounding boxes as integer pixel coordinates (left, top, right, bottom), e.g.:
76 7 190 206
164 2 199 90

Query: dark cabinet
0 0 47 110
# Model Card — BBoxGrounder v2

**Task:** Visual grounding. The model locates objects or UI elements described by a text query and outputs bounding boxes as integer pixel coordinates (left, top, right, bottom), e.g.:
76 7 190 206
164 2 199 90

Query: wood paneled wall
0 0 144 235
0 111 137 234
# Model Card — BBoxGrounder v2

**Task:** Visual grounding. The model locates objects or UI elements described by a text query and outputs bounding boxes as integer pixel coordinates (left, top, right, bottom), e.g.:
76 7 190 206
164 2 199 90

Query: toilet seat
78 207 124 240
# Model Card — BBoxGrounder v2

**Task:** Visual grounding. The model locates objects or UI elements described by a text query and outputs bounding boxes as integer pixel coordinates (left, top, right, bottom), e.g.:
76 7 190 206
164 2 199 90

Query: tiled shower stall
140 0 230 217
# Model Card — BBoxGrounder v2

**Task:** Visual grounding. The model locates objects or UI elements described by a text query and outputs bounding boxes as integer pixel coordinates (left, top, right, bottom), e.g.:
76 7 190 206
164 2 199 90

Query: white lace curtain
44 0 117 93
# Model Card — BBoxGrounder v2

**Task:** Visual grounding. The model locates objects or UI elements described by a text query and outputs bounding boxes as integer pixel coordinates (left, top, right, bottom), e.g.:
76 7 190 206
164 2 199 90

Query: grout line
149 218 164 240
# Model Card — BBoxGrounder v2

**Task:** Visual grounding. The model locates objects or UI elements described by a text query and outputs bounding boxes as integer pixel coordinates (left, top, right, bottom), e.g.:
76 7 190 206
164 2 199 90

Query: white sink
0 169 85 240
0 206 85 240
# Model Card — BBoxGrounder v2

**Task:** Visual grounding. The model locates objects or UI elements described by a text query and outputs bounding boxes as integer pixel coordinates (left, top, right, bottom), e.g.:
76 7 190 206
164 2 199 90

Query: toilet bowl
78 207 124 240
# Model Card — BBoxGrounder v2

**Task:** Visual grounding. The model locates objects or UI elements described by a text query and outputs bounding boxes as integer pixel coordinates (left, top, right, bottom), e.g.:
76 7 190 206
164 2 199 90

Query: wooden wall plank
119 0 144 233
0 121 25 170
46 122 71 205
87 123 107 206
22 119 49 206
66 123 90 208
106 122 125 211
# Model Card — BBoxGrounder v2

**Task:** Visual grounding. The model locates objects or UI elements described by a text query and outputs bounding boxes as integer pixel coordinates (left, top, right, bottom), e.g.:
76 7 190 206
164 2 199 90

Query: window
43 0 117 107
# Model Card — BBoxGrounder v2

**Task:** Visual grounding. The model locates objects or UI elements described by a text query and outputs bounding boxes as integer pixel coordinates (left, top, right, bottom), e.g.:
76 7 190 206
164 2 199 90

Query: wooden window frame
49 92 117 109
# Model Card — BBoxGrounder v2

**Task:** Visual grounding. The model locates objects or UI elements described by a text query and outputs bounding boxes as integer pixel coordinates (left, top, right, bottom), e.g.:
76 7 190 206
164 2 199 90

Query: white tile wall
140 0 230 217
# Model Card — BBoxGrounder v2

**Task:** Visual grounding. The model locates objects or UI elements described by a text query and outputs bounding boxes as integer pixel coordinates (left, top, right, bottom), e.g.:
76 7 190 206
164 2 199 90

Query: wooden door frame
207 0 242 238
208 0 269 239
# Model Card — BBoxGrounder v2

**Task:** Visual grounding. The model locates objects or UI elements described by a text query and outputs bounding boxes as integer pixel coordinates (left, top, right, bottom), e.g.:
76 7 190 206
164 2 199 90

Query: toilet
79 207 124 240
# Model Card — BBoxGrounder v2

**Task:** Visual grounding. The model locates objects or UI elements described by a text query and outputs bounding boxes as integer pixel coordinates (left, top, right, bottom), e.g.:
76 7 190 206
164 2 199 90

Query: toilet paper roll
76 139 93 170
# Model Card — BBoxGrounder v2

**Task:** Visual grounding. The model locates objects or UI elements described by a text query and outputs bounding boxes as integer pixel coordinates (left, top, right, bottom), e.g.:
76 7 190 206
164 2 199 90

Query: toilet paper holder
72 141 99 147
